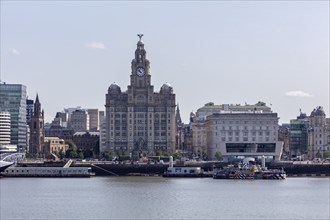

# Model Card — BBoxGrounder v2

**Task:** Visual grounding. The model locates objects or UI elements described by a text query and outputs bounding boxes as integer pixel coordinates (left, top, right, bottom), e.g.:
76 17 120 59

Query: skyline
1 1 329 124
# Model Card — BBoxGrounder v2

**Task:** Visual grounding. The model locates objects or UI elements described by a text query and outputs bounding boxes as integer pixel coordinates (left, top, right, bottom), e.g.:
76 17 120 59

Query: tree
102 150 112 160
59 149 65 160
53 150 59 157
66 139 77 151
66 148 77 158
172 151 181 160
323 151 330 158
215 151 222 161
316 151 322 159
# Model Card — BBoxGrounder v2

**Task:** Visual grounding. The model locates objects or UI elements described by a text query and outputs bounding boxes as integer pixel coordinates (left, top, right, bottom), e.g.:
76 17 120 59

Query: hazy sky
1 1 329 124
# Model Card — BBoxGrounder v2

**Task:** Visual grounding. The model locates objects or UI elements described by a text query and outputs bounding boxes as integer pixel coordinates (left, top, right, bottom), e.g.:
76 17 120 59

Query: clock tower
105 35 176 157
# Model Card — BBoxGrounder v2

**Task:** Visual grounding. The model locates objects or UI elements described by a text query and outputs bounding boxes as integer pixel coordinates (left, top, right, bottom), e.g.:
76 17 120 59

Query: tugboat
213 157 286 180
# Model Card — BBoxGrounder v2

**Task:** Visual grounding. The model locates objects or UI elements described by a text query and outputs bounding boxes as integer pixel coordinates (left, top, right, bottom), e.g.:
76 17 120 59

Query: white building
205 112 283 162
69 109 89 132
190 102 283 162
0 111 11 145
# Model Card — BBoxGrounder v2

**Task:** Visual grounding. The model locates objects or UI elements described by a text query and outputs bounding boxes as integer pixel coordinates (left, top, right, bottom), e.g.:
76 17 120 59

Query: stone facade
44 137 68 155
104 36 176 156
69 109 89 132
308 106 330 159
205 112 283 162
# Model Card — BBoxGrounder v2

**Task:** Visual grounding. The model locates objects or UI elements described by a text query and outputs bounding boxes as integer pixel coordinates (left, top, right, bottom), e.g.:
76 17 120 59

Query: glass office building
0 83 27 152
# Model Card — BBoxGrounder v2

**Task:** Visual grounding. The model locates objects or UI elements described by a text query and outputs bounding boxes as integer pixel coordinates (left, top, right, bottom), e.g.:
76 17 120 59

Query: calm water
0 177 329 220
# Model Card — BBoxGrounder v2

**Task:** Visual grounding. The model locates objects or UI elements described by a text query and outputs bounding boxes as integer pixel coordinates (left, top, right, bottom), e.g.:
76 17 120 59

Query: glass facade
226 143 276 153
0 83 27 151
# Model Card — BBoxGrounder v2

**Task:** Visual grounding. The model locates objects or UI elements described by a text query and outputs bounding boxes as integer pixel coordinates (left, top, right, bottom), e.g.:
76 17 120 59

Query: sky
1 1 329 124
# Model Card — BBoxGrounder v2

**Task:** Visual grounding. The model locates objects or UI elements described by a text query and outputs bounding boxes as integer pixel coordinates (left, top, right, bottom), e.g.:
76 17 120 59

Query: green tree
102 150 113 160
53 150 59 157
172 151 182 160
316 151 322 158
66 139 77 151
323 151 330 158
215 151 222 161
59 149 65 160
66 148 78 158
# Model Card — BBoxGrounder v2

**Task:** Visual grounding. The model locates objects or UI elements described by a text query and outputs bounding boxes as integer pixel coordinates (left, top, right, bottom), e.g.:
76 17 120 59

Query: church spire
176 103 182 124
34 93 42 117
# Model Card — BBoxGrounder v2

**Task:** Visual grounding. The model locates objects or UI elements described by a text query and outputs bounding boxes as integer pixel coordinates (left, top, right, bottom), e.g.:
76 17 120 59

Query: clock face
136 67 145 77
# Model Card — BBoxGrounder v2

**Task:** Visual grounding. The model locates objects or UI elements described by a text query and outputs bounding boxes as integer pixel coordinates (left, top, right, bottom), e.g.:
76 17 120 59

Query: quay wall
16 161 330 176
73 162 330 176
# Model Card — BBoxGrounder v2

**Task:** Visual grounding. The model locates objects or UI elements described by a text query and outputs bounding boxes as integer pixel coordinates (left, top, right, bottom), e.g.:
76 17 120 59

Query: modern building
0 111 11 145
69 109 89 132
26 99 34 125
104 35 176 156
205 112 283 162
87 109 99 131
289 112 309 158
0 83 27 151
29 94 45 156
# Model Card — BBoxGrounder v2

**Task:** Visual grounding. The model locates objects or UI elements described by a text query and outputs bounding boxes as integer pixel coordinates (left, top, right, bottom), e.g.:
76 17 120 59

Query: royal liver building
105 35 176 156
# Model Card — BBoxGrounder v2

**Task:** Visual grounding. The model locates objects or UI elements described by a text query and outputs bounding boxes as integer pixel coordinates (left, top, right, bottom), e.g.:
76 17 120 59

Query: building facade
308 106 330 159
29 94 45 156
289 112 309 158
205 112 283 162
44 137 69 155
26 99 34 125
104 36 176 156
190 102 276 160
0 111 11 145
0 83 27 151
87 109 99 131
69 109 89 132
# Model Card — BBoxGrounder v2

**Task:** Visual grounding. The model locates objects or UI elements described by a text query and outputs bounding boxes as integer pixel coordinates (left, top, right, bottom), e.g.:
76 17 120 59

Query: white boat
0 161 14 172
1 166 94 177
162 156 212 177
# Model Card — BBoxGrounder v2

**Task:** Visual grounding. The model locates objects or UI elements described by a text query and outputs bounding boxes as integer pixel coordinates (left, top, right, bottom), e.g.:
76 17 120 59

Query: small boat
162 156 212 178
213 157 286 180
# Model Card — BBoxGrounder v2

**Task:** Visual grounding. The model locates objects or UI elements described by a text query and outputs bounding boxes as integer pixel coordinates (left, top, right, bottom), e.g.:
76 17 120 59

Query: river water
0 177 329 220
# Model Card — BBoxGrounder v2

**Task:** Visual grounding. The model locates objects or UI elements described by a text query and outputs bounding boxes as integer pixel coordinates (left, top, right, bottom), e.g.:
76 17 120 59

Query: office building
0 83 27 151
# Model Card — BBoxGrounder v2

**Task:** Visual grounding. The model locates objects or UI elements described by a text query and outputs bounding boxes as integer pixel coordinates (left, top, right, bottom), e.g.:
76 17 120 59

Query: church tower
29 94 45 156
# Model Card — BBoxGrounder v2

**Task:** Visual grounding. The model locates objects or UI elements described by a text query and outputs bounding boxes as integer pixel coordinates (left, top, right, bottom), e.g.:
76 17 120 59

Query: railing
0 153 26 163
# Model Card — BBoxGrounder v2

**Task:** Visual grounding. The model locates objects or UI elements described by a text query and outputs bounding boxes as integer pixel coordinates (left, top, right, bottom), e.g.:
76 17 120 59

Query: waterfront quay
70 160 330 177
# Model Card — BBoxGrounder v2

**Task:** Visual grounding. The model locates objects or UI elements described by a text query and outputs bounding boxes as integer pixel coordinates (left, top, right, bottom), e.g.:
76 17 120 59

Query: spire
34 93 41 116
35 93 40 104
175 103 182 124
